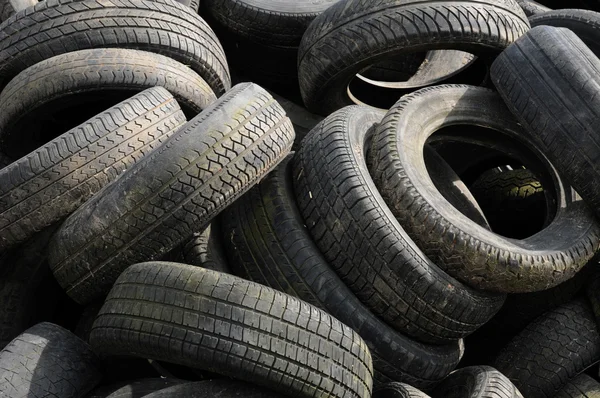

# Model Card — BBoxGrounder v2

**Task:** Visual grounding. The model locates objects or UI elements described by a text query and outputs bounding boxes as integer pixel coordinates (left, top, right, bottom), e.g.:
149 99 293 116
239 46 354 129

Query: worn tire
180 223 230 273
0 87 186 253
433 366 523 398
0 322 102 397
374 383 430 398
142 380 284 398
90 261 374 398
48 83 294 305
223 155 463 387
555 374 600 398
491 25 600 218
293 105 504 344
369 84 600 293
0 0 230 95
86 378 183 398
298 0 530 114
493 300 600 398
0 0 36 22
0 49 215 158
529 9 600 54
517 0 550 16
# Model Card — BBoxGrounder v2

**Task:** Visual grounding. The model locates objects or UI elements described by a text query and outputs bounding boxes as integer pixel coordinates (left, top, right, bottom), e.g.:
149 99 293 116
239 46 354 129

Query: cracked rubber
0 87 186 253
491 25 600 218
142 379 285 397
0 322 102 397
297 0 530 114
529 9 600 54
87 378 184 398
292 105 504 346
493 299 600 398
368 84 600 293
48 83 295 305
554 374 600 398
0 0 230 95
0 49 215 158
89 261 374 398
222 155 462 387
0 0 37 22
433 366 523 398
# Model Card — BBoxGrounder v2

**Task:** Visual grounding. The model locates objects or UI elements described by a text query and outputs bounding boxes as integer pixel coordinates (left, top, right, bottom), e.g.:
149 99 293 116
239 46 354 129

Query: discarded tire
529 9 600 54
433 366 524 398
0 0 36 22
90 261 374 398
555 374 600 398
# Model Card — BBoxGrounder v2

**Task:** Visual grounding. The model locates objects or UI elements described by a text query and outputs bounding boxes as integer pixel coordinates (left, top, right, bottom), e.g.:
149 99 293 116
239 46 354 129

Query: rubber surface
0 0 230 95
0 0 37 22
554 374 600 398
0 49 215 158
293 104 504 344
0 87 186 253
369 84 600 293
433 366 524 398
223 155 463 387
181 223 230 273
0 322 102 397
517 0 550 16
87 378 183 398
374 382 430 398
141 379 285 397
298 0 530 114
90 262 374 398
48 83 295 305
529 9 600 54
494 300 600 398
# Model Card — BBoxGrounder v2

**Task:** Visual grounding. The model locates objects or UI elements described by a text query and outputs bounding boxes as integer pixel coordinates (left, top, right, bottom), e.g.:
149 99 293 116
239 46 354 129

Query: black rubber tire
433 366 523 398
469 168 547 239
141 380 284 398
0 49 215 158
517 0 550 16
493 299 600 398
297 0 530 114
90 261 374 398
0 227 60 349
368 84 600 293
222 155 463 387
491 25 600 219
374 383 430 398
554 374 600 398
0 87 186 253
0 0 36 22
269 91 324 149
293 105 504 344
87 378 184 398
181 223 230 273
0 322 102 397
529 9 600 54
0 0 230 95
48 83 295 305
202 0 339 47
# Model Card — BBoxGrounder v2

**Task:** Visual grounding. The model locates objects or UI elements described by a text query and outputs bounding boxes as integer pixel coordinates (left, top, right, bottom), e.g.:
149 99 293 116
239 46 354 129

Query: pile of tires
1 0 600 396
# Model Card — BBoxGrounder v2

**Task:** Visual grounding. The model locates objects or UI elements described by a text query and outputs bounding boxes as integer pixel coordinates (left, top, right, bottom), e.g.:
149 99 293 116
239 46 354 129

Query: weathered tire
517 0 550 16
529 9 600 54
48 83 295 305
0 87 186 253
86 378 183 398
0 49 215 158
433 366 523 398
202 0 339 47
554 374 600 398
374 383 430 398
493 300 600 398
90 261 374 398
298 0 530 114
293 105 504 344
368 84 600 293
180 223 230 273
223 155 463 387
491 26 600 218
142 380 284 398
469 168 547 239
0 0 230 95
0 322 102 397
0 0 36 22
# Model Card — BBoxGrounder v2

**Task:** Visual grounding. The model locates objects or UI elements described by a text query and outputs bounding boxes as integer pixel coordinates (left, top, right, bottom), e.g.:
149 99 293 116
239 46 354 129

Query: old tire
142 380 285 398
86 378 184 398
0 49 215 158
529 9 600 54
0 0 36 22
433 366 523 398
222 155 463 387
298 0 530 114
48 83 295 305
0 87 186 253
555 374 600 398
0 322 102 397
517 0 550 16
293 105 504 344
374 383 430 398
493 300 600 398
90 261 373 398
368 84 600 293
0 0 230 95
180 223 230 273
